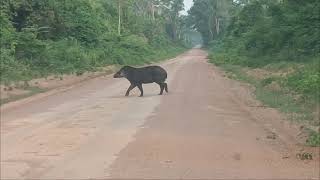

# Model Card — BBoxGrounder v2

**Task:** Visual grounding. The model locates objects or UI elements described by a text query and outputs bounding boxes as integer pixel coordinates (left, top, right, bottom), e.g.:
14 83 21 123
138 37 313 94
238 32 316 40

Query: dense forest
0 0 192 84
188 0 319 95
188 0 319 144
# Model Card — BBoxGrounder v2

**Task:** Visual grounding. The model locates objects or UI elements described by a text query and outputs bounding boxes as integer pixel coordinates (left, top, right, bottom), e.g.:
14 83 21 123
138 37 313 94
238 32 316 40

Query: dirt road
1 49 319 179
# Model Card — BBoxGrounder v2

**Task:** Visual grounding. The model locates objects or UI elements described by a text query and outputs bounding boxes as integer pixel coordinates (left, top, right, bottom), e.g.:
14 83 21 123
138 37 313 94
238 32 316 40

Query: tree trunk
118 0 121 36
208 15 214 42
151 2 155 20
172 23 177 41
215 17 220 35
172 13 178 41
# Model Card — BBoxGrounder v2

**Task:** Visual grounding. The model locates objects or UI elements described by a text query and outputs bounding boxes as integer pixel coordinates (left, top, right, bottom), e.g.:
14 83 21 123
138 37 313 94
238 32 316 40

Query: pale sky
181 0 194 15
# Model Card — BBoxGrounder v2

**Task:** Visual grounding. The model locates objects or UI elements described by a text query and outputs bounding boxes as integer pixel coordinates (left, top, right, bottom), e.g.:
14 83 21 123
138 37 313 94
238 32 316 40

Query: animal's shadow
109 93 170 99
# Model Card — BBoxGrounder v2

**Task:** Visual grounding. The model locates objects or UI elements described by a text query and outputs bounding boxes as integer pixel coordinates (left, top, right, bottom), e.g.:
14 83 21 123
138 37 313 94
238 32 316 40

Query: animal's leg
164 82 168 93
156 82 165 95
125 84 136 96
137 83 144 97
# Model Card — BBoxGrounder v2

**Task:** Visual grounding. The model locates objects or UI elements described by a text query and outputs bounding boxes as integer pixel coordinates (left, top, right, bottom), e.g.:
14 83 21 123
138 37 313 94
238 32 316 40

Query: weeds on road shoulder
0 86 46 105
209 52 320 146
306 129 320 147
306 130 320 147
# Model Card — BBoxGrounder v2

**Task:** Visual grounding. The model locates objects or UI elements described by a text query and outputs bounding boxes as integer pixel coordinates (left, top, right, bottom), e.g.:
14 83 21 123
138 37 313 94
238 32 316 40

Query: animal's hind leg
164 82 168 93
125 84 136 96
157 82 165 95
137 83 144 97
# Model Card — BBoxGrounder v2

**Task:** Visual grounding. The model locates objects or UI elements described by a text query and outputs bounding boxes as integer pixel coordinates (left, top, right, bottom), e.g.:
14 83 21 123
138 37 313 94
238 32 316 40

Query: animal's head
113 66 130 78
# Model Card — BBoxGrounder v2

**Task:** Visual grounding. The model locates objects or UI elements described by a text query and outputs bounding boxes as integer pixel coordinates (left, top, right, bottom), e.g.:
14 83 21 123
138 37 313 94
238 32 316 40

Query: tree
118 0 121 35
188 0 233 45
0 0 190 83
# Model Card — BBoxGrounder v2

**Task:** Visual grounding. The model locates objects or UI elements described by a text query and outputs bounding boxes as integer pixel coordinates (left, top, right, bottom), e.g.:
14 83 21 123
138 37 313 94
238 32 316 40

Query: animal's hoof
125 94 129 96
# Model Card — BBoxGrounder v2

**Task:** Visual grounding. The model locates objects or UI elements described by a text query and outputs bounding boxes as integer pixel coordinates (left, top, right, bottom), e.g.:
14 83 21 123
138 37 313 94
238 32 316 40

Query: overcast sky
181 0 194 15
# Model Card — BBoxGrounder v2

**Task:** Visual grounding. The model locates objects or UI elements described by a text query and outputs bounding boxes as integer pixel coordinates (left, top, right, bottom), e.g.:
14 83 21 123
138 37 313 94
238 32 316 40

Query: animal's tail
164 83 168 93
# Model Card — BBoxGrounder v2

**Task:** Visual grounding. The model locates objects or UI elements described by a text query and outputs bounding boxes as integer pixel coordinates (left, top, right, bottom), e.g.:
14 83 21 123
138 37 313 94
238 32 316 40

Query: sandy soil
1 49 319 179
0 86 30 100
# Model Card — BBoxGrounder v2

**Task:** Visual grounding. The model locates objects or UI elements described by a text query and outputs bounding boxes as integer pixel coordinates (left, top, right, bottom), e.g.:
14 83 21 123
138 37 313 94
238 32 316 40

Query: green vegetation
0 86 45 105
187 0 319 145
218 63 317 124
0 0 191 85
307 130 320 147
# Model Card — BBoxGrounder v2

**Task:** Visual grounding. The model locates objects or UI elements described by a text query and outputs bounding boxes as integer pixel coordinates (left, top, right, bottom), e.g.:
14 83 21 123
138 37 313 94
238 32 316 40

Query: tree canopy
188 0 320 60
0 0 190 84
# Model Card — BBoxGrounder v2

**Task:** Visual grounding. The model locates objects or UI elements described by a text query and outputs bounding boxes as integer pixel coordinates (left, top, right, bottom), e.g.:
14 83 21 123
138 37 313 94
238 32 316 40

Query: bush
306 131 320 147
286 66 320 98
0 49 30 84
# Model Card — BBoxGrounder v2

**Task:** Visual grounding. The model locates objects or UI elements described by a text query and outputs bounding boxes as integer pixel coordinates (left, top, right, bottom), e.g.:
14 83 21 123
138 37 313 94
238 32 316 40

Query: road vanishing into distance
1 49 319 179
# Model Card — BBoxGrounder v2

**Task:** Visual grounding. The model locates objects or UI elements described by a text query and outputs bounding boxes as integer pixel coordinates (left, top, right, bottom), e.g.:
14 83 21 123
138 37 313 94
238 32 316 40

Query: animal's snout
113 71 120 78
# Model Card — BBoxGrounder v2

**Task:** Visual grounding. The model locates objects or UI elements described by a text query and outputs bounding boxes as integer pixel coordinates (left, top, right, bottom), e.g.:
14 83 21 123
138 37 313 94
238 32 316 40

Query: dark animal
113 65 168 97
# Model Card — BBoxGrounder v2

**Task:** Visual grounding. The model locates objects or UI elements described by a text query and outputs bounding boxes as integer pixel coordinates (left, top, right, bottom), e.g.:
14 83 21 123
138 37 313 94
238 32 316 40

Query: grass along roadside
209 57 320 146
0 86 46 105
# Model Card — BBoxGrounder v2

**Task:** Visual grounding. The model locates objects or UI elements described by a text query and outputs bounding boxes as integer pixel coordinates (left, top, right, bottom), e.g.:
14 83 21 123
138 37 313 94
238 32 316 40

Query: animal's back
137 66 167 83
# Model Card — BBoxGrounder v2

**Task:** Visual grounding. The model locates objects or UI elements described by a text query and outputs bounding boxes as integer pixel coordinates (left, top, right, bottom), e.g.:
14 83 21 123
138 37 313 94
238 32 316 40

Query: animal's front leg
125 84 136 96
137 83 143 97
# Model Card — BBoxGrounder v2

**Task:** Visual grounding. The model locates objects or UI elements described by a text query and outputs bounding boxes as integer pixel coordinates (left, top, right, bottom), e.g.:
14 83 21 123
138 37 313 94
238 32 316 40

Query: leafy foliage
286 60 320 96
0 0 189 84
307 130 320 147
